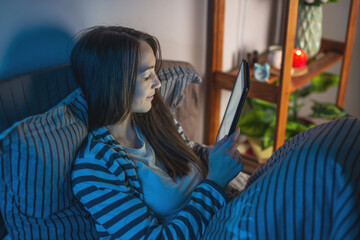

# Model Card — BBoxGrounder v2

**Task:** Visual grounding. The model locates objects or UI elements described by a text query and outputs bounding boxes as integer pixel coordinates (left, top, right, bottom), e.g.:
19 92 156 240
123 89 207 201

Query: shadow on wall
0 26 75 80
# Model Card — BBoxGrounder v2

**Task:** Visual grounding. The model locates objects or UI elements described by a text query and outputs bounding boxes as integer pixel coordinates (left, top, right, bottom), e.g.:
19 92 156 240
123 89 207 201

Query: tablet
216 60 250 142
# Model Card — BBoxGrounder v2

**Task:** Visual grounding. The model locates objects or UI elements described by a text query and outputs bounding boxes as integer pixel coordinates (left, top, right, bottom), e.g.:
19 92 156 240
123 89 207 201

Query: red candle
292 48 307 68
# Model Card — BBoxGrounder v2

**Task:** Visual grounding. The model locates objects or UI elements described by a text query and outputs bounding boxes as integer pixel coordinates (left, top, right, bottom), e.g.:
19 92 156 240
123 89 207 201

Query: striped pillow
158 65 201 111
0 88 98 239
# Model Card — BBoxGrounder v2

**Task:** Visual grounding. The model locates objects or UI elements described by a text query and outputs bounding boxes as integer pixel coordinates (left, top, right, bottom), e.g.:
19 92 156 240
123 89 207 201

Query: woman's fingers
212 135 229 152
207 128 243 188
220 128 240 150
232 148 242 162
230 127 240 141
213 127 240 153
221 128 240 152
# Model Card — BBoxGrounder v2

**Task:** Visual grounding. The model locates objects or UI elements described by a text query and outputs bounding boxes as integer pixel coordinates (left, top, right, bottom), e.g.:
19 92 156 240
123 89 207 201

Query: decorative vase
295 4 323 59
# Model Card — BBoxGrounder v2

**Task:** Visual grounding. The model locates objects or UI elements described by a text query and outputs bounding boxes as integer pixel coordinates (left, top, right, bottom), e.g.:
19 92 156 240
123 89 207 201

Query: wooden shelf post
337 0 360 107
206 0 225 144
274 0 299 149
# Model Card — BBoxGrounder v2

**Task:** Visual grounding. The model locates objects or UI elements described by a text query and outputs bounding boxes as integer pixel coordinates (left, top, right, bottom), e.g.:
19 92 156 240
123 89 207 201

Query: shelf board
319 38 345 55
214 71 280 103
267 50 343 91
290 51 342 92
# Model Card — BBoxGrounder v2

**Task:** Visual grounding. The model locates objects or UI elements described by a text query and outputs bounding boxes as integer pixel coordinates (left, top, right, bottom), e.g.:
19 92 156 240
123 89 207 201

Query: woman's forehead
139 41 155 73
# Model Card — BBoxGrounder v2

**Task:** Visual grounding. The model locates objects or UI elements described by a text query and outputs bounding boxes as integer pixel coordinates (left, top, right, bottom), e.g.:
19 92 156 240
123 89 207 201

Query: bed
1 60 359 239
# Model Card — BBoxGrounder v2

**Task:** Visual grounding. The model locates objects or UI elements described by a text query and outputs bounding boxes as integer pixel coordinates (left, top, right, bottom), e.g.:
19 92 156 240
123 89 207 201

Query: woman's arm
72 154 228 239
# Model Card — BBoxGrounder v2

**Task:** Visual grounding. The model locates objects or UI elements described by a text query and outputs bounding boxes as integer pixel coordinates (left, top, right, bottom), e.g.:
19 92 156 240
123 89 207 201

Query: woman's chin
135 105 152 113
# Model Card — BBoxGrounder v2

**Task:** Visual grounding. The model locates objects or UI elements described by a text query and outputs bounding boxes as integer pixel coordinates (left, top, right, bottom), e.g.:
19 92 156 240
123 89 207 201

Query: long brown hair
70 26 208 179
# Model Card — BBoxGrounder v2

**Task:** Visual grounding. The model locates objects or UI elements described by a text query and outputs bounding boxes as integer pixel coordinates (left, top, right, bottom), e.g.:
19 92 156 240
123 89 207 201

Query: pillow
0 88 98 239
157 64 201 112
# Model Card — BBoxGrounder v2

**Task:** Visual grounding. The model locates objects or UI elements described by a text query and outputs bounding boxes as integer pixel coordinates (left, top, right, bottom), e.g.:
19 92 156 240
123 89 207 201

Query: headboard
0 64 77 133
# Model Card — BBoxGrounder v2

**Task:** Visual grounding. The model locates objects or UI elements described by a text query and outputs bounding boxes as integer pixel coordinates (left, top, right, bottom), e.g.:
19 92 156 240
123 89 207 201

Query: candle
292 48 307 68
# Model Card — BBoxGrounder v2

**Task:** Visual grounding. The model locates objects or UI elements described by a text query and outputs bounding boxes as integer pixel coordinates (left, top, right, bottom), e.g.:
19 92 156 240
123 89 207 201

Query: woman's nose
152 75 161 89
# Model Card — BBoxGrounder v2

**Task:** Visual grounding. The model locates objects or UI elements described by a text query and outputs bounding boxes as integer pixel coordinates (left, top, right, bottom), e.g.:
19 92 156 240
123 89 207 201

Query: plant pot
295 4 323 59
247 137 273 164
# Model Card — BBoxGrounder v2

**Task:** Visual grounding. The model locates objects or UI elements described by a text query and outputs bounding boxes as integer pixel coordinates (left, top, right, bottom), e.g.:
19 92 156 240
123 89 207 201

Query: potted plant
237 72 350 161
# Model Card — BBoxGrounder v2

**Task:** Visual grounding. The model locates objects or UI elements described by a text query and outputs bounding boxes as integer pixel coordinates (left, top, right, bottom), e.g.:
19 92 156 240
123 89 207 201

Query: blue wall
0 0 208 81
0 26 74 79
0 1 83 80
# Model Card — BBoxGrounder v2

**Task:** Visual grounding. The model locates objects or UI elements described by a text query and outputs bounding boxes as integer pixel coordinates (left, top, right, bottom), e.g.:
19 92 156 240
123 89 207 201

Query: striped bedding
203 117 360 239
0 62 359 238
71 117 360 239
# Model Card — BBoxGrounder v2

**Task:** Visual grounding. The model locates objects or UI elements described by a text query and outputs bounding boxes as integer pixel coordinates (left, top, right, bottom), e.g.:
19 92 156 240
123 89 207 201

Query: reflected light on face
131 41 161 113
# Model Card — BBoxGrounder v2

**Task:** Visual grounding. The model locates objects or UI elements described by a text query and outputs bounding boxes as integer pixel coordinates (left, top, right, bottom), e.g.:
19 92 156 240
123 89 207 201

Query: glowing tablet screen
216 60 250 142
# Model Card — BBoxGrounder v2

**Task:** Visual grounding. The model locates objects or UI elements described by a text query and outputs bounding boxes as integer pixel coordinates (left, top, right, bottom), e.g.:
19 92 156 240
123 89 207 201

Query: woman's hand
206 128 243 188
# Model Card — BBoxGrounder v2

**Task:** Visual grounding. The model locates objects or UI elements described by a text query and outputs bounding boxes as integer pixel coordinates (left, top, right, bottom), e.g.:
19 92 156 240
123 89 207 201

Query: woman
71 26 243 239
71 26 360 240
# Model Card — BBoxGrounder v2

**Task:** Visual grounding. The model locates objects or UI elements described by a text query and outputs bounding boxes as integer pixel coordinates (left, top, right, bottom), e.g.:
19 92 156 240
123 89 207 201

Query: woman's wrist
205 175 227 189
201 179 230 202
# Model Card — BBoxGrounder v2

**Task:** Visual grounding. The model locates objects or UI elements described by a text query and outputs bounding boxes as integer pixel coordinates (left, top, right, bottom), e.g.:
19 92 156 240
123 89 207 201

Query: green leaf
284 122 300 142
288 103 305 112
299 122 316 131
292 85 314 98
261 125 275 149
310 101 350 119
248 98 276 111
291 73 339 100
311 73 339 92
285 121 301 132
260 120 315 150
237 109 273 137
285 120 314 140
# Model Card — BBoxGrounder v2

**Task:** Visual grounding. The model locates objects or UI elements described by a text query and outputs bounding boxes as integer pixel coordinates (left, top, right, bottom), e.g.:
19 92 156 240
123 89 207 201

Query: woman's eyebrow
139 65 155 74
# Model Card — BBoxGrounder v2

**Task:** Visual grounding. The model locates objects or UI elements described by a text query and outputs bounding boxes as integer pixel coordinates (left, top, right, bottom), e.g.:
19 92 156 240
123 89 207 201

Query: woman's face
131 41 161 113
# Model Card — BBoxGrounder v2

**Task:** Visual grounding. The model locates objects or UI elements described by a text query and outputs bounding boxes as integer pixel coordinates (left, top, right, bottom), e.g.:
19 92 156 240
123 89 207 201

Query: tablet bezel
216 60 250 142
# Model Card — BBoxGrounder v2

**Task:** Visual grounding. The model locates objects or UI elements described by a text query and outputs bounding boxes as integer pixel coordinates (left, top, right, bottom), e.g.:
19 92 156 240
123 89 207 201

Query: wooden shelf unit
205 0 360 152
213 39 344 103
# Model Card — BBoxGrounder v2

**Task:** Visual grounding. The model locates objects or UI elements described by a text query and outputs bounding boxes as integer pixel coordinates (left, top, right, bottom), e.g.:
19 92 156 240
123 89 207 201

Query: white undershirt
122 126 202 223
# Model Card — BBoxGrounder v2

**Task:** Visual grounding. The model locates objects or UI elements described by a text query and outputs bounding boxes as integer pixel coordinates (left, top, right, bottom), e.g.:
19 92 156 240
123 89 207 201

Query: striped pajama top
71 124 229 239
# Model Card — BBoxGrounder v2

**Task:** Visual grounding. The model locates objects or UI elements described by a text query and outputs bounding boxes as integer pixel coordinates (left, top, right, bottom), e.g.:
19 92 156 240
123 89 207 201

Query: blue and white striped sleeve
72 157 229 239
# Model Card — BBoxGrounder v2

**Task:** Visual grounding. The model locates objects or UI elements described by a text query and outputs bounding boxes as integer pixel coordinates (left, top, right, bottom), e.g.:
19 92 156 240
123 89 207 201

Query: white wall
0 0 208 142
220 0 277 121
0 0 208 78
222 0 282 72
